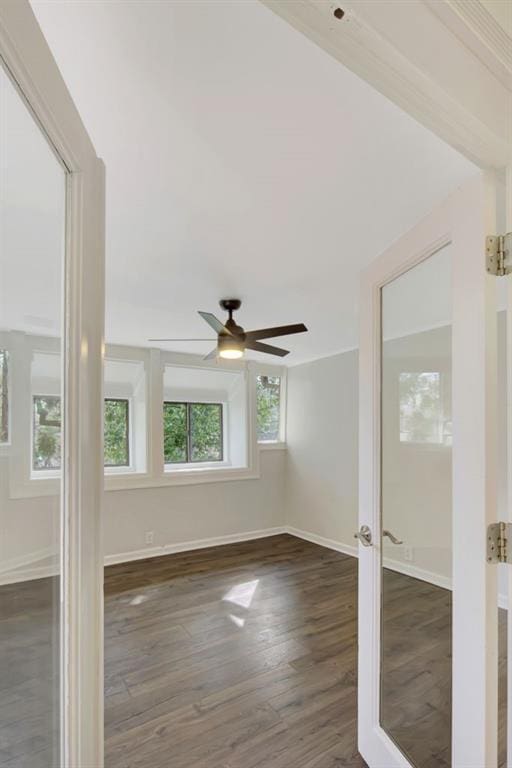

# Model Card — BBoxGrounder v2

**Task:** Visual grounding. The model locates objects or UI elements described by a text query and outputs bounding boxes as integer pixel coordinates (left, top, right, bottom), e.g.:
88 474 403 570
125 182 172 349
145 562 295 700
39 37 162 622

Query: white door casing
358 172 499 767
0 2 105 766
505 165 512 768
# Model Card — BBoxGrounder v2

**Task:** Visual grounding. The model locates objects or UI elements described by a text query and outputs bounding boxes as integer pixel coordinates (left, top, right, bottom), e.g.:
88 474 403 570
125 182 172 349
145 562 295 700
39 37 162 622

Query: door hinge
486 233 512 276
487 522 512 563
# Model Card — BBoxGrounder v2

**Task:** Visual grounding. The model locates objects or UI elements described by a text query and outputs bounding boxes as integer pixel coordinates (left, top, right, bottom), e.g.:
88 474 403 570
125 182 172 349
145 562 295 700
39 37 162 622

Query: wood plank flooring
0 533 507 767
103 535 363 768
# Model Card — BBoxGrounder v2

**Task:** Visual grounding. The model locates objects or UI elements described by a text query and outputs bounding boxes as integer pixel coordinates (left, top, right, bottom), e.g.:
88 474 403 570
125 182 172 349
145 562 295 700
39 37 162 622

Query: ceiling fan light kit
150 299 308 360
218 334 245 360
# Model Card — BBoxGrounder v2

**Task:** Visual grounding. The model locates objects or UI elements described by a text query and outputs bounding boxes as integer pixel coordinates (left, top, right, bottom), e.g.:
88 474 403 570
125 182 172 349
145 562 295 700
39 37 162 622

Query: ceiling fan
149 299 307 359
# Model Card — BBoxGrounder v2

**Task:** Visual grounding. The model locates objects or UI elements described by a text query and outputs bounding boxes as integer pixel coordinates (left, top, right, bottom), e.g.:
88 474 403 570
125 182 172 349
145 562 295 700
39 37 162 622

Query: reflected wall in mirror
380 245 452 767
0 63 66 766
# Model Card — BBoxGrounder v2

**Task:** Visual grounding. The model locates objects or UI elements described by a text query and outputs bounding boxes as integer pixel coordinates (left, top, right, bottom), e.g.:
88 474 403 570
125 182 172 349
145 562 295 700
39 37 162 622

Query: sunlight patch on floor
228 613 245 628
222 579 259 609
129 594 149 606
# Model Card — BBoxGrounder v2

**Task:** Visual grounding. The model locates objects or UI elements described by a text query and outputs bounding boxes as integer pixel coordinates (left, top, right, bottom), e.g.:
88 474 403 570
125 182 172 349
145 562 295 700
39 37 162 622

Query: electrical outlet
145 530 154 545
404 545 414 562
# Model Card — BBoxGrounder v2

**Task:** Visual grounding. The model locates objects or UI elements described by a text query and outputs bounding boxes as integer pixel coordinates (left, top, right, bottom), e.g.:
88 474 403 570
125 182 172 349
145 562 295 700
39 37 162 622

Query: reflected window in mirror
399 371 451 446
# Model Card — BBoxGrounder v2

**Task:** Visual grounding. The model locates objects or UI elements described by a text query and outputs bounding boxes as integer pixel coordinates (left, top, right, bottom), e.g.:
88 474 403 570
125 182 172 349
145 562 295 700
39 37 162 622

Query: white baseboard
285 525 358 558
0 547 58 586
1 526 287 585
286 525 509 609
382 556 452 591
0 546 55 576
0 564 59 586
104 526 287 566
2 525 509 612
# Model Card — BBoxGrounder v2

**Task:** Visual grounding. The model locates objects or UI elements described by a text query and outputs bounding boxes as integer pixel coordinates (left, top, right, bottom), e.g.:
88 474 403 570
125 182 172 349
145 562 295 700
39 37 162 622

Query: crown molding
261 0 512 170
425 0 512 89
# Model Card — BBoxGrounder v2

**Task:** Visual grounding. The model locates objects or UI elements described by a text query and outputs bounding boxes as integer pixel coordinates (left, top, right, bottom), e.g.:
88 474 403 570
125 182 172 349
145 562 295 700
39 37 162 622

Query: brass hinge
487 522 512 564
486 233 512 276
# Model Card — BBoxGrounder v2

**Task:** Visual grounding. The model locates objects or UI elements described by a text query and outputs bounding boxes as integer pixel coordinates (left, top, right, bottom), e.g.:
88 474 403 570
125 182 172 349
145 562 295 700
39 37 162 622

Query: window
104 398 130 467
0 350 9 443
32 394 132 472
256 375 281 442
104 356 147 474
33 395 61 470
399 371 450 445
163 402 223 464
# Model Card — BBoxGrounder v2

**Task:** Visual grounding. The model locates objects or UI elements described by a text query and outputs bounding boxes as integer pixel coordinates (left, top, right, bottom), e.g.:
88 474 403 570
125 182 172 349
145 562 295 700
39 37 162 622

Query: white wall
285 313 508 590
0 449 285 581
285 349 359 547
0 332 286 582
2 316 506 586
103 449 285 559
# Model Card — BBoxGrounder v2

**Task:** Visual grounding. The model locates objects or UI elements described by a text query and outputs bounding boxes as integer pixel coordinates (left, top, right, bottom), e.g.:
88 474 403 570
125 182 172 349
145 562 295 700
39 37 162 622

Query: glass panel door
358 174 499 768
0 63 66 766
380 245 452 767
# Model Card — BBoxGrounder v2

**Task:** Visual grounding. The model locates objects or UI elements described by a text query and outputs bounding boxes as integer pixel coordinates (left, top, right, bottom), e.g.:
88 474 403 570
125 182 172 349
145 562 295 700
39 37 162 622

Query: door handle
354 525 372 547
382 529 403 545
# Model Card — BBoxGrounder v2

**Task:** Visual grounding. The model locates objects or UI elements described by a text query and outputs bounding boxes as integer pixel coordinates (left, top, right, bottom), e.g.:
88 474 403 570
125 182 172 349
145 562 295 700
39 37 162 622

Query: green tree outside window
0 350 9 443
256 375 281 442
104 399 130 466
163 402 223 463
33 395 61 470
32 395 131 470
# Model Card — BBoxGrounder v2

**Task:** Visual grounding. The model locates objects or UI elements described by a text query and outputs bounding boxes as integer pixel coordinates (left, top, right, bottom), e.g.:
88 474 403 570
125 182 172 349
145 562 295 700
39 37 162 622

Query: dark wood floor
104 535 363 768
0 534 507 767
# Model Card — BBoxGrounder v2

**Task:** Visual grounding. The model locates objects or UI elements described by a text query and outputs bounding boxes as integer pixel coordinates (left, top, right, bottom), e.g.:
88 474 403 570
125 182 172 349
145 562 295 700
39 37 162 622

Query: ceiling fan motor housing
219 298 241 313
220 299 245 338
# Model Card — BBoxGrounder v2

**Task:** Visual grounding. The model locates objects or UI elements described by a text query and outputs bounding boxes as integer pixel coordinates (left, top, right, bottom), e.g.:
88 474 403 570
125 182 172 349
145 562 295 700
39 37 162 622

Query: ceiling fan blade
245 323 307 341
148 338 215 342
203 347 218 360
198 311 232 335
246 340 289 357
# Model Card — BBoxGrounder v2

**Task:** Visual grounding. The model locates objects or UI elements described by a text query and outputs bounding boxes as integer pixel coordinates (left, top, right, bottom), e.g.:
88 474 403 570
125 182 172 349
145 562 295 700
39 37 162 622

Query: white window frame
8 335 62 497
103 345 150 479
6 341 149 493
31 392 62 478
0 332 13 453
163 399 228 470
253 362 287 450
106 350 261 490
5 342 271 494
103 396 132 473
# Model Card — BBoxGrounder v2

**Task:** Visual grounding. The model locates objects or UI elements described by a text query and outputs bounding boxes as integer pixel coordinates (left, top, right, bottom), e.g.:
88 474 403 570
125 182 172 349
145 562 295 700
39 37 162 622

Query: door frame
0 2 105 766
358 173 499 767
261 0 512 172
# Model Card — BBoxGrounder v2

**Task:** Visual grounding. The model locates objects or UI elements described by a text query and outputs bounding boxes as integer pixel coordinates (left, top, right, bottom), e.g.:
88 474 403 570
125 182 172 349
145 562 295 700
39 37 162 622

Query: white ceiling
0 66 65 339
27 0 478 365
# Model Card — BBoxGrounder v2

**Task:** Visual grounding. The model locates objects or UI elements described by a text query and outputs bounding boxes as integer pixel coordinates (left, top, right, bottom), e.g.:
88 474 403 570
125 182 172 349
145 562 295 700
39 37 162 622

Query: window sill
164 460 231 471
105 465 260 491
8 463 260 496
399 440 452 452
31 470 60 480
258 441 287 451
105 465 140 476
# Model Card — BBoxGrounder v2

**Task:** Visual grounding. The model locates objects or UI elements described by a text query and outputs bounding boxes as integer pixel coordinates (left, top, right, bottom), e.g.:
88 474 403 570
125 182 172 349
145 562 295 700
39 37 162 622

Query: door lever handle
354 525 372 547
382 529 403 545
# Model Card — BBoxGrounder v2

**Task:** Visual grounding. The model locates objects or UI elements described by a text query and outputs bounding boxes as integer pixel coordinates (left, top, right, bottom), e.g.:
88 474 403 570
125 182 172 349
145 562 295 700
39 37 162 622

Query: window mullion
187 403 192 463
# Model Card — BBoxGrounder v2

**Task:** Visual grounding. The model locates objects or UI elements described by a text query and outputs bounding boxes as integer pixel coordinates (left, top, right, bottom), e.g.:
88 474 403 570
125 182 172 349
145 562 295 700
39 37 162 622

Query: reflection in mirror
380 246 453 766
0 64 66 765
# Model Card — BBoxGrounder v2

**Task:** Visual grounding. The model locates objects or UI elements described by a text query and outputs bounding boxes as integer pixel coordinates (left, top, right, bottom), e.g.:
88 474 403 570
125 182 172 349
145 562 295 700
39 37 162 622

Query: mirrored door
0 2 106 763
0 61 66 767
358 173 500 768
380 245 452 767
